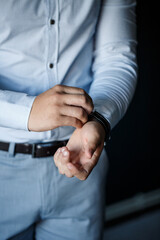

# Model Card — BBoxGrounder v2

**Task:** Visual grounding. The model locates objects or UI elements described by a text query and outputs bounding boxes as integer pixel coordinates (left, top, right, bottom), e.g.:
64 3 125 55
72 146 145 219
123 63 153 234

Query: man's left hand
54 121 105 180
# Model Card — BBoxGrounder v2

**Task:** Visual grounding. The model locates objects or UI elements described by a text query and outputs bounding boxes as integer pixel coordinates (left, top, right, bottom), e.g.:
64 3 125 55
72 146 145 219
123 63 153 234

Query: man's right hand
28 85 93 132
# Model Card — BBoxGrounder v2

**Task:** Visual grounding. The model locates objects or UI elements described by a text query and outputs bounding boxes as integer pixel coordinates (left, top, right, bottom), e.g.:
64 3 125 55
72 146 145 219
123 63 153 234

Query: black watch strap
88 111 111 142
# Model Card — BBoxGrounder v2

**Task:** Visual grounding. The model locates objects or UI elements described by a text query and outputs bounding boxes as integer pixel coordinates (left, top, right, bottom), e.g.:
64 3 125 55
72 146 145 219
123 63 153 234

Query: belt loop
8 142 16 157
32 144 36 158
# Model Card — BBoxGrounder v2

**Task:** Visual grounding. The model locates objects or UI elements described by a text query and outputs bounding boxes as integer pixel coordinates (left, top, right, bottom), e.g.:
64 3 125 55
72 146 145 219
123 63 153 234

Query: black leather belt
0 140 68 158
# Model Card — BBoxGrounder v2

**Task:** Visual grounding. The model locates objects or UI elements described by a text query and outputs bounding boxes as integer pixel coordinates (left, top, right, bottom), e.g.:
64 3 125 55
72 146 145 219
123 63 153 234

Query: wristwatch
88 111 111 143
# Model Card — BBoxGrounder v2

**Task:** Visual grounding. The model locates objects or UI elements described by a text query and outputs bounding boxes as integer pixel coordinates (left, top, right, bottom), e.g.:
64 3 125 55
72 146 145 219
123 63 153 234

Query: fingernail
63 151 68 157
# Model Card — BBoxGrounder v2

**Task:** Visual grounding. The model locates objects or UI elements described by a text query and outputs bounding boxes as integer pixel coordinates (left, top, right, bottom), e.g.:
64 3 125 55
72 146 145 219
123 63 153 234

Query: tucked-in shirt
0 0 137 143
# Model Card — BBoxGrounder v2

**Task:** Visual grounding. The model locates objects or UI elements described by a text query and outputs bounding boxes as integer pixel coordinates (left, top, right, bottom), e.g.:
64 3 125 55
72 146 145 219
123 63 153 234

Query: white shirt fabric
0 0 137 143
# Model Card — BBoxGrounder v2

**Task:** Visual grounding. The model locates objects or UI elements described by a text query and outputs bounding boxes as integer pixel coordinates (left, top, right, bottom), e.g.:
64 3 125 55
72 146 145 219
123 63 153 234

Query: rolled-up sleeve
0 90 36 131
89 0 138 129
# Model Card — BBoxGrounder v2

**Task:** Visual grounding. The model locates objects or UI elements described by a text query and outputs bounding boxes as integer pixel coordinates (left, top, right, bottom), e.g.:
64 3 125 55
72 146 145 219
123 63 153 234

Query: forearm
89 0 137 129
89 42 137 129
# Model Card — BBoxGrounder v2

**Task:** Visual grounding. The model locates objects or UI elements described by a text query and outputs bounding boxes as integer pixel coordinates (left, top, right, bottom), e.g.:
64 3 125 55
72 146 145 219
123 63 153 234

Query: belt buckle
32 144 36 158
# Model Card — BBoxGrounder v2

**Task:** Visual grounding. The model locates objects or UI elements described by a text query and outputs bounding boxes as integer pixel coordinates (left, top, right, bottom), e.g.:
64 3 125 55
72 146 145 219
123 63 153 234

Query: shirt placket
46 0 59 88
46 0 60 139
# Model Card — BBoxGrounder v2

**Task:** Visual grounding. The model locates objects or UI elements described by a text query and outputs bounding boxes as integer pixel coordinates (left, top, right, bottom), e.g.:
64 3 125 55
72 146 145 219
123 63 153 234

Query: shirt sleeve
0 90 36 131
89 0 138 129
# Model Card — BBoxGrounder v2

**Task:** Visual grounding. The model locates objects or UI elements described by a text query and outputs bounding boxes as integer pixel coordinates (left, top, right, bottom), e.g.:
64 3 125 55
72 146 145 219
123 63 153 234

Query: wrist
88 111 111 142
89 120 106 140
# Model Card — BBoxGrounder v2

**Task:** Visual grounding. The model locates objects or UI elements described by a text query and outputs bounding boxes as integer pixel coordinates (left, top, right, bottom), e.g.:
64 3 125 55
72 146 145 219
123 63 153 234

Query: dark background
105 0 160 205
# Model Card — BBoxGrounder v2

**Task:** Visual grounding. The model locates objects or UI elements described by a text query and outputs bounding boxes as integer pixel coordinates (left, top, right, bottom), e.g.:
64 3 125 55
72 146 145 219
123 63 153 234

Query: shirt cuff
0 90 36 131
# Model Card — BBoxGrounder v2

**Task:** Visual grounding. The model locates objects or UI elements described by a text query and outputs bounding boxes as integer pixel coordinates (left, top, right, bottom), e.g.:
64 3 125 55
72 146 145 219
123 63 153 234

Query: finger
54 147 73 177
59 150 74 178
59 85 91 101
64 170 74 178
59 116 83 128
83 139 99 159
83 160 96 175
67 147 101 180
53 85 85 94
67 162 89 181
77 146 102 179
62 93 93 114
62 87 93 108
84 146 102 173
53 147 61 167
61 147 70 163
60 105 88 124
54 147 65 173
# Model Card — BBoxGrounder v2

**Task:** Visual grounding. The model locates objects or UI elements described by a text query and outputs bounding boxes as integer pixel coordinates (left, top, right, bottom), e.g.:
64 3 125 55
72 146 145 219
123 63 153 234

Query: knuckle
80 88 85 95
54 84 61 92
52 93 61 105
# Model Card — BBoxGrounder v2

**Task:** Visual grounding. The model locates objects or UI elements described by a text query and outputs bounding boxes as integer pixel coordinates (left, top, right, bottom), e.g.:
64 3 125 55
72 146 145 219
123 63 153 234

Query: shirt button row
49 19 55 69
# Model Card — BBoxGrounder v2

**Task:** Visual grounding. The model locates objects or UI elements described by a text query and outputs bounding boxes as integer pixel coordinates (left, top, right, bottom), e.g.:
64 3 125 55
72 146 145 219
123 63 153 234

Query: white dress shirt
0 0 137 143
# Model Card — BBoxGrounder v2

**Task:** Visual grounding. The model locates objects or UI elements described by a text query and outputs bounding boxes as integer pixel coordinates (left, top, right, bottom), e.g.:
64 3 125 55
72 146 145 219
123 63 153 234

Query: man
0 0 137 239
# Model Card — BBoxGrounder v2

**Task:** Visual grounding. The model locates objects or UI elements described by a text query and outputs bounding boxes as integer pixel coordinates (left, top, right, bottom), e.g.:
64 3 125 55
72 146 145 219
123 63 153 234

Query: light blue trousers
0 143 108 240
